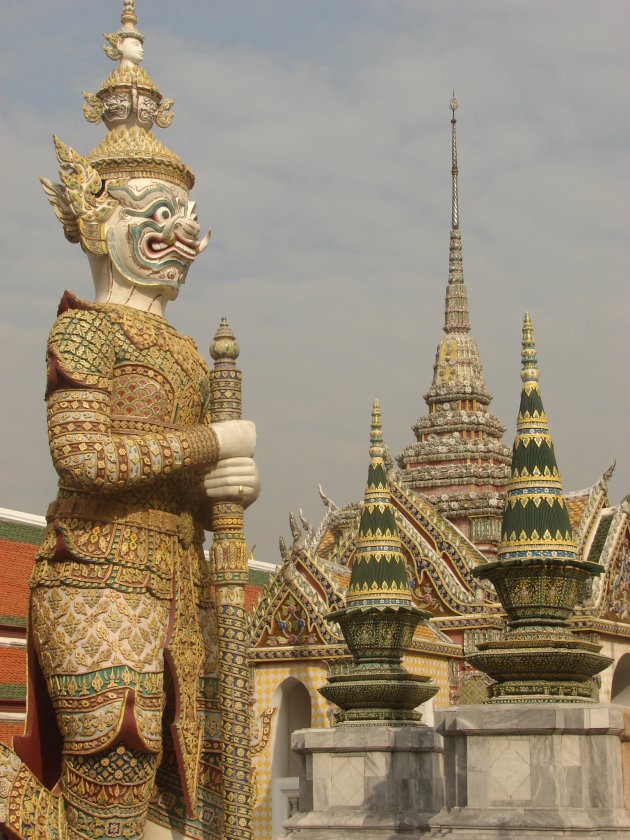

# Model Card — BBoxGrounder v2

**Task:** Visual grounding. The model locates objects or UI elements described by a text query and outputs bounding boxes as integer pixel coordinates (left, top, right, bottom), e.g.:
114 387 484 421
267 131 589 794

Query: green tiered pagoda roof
319 401 436 723
346 400 413 609
397 96 511 555
499 313 576 562
468 314 610 702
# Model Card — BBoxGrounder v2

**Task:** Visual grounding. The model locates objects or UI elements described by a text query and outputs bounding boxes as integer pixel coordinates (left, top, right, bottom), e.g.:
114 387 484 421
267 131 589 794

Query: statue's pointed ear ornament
41 136 118 255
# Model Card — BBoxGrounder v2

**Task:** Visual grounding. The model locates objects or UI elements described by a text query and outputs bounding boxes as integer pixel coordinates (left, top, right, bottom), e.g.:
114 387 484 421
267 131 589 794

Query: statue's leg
28 582 170 839
61 744 161 839
150 544 223 838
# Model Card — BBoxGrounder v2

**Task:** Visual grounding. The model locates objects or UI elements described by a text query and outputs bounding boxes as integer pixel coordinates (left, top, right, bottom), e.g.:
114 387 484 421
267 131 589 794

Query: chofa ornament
0 2 259 839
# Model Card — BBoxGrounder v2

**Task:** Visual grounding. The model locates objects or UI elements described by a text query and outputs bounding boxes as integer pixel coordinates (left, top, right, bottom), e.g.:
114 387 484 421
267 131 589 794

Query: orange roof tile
0 721 24 747
0 539 35 621
245 585 264 613
566 495 588 532
0 647 27 685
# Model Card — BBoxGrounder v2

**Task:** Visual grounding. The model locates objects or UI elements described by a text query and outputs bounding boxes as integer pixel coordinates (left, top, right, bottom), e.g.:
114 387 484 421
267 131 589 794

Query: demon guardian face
106 179 210 296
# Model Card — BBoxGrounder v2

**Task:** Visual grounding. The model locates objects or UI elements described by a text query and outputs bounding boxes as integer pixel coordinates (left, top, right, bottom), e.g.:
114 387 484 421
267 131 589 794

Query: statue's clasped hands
205 420 260 508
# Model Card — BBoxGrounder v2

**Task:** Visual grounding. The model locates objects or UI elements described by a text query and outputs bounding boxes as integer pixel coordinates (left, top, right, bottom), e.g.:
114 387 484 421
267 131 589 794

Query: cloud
1 1 628 563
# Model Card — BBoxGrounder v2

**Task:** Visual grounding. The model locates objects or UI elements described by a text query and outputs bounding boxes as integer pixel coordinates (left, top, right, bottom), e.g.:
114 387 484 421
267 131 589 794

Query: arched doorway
269 677 312 839
611 653 630 706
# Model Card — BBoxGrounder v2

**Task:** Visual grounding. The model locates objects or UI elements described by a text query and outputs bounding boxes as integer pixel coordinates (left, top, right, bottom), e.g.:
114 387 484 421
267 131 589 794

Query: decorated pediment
259 480 502 631
248 521 345 653
577 499 630 624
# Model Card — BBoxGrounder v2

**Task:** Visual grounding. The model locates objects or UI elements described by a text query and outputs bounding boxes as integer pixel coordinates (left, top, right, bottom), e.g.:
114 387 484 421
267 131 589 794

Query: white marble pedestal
428 703 630 839
281 725 444 839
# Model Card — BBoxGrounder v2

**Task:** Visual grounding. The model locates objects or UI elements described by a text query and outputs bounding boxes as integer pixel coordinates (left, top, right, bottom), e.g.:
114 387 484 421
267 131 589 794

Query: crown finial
103 0 144 64
521 312 539 383
121 0 138 27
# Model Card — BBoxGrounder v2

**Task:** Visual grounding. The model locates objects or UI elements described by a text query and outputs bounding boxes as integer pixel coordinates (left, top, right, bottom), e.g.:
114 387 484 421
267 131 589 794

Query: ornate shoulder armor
46 293 116 396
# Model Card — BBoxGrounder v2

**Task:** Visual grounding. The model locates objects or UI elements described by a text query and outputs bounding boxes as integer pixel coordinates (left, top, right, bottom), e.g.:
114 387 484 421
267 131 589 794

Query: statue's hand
212 420 256 459
203 456 261 508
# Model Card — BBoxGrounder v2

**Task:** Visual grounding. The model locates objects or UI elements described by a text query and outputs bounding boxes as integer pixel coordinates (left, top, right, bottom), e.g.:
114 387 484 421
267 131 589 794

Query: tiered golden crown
79 0 194 190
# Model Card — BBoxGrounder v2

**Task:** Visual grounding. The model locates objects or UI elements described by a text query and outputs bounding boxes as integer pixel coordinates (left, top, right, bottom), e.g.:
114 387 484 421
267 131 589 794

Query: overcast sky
1 0 628 565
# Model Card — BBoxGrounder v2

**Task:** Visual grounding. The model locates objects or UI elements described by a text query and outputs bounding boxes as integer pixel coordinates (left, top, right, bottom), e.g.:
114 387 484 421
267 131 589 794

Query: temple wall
402 651 452 712
252 660 329 840
599 637 630 703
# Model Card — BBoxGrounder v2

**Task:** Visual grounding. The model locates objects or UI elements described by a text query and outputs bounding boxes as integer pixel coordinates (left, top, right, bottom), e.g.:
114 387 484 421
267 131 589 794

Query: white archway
611 653 630 706
269 677 312 839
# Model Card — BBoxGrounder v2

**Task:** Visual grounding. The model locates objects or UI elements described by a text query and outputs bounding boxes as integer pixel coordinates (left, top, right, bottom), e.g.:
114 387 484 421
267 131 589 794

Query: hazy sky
1 1 628 565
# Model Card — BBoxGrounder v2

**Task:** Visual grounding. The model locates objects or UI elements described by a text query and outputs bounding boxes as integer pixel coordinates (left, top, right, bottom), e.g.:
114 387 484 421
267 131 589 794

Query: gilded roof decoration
576 498 630 625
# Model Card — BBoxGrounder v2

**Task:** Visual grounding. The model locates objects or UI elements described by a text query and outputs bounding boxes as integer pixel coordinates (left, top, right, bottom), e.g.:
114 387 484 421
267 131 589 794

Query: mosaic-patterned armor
2 292 224 836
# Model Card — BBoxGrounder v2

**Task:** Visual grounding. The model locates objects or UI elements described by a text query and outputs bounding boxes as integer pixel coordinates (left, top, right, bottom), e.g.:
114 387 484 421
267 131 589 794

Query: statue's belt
46 497 200 548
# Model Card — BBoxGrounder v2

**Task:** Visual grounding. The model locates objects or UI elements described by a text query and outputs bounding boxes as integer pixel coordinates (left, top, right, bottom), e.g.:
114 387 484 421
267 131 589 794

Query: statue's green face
105 179 208 298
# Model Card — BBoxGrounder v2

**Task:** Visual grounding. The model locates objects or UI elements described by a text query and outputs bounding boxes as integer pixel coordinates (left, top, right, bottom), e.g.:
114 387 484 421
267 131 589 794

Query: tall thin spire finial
521 312 540 384
450 90 459 231
443 91 470 333
369 399 384 463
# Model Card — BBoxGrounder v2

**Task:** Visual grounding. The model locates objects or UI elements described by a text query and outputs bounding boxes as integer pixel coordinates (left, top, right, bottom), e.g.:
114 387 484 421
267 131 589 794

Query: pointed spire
498 313 576 562
450 91 459 231
345 401 412 609
444 93 471 335
521 312 539 384
121 0 138 28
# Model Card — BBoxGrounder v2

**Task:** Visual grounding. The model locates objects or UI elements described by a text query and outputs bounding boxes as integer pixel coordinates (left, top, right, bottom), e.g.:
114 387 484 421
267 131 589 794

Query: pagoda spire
444 93 471 335
451 91 459 231
499 313 576 560
346 400 412 609
320 401 436 724
468 314 609 702
397 96 510 555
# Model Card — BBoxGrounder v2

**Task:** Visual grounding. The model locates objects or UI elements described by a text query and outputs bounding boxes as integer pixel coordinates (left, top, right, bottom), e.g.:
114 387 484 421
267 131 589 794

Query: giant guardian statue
0 3 259 838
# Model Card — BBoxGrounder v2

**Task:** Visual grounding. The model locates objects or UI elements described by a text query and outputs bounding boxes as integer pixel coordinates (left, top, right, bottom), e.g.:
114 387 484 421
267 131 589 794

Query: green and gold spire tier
467 314 610 702
319 401 437 725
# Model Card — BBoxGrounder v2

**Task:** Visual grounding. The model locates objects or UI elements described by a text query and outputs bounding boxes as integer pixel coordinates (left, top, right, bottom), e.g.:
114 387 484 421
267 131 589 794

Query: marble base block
428 703 630 839
281 725 444 839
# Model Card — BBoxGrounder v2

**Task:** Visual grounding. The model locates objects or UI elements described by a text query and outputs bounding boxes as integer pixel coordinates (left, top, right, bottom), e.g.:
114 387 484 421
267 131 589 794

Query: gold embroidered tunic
25 292 221 806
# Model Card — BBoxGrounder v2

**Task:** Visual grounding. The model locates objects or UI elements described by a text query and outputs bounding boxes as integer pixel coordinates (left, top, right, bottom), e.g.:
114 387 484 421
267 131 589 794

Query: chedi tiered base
320 605 437 725
320 401 437 726
469 556 611 702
